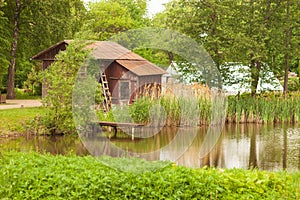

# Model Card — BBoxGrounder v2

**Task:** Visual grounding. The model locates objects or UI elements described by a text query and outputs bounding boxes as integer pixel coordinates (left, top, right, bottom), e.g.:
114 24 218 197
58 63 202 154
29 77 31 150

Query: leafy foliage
133 48 170 69
76 0 148 40
0 0 9 88
155 0 300 94
1 0 86 90
110 0 149 26
0 151 299 199
40 41 89 135
14 88 40 99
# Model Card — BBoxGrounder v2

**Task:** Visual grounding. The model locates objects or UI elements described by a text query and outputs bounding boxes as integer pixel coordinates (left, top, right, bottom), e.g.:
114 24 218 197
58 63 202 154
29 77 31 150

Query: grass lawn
0 107 45 136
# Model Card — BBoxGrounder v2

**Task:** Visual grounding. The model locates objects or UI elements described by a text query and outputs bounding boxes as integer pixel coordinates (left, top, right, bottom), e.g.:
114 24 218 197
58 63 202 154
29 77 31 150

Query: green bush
0 152 299 199
288 77 300 92
14 88 40 99
39 41 90 135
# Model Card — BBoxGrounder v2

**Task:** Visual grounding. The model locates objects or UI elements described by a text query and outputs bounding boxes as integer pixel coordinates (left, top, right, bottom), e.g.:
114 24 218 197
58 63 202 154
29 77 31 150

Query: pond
0 124 299 171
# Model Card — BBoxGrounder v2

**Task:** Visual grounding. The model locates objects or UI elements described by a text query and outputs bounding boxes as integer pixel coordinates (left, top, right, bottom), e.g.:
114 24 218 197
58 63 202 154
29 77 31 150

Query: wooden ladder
99 73 112 112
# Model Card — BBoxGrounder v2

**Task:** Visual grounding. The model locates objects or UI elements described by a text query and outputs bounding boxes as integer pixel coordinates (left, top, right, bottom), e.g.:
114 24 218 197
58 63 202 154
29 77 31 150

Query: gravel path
0 100 42 110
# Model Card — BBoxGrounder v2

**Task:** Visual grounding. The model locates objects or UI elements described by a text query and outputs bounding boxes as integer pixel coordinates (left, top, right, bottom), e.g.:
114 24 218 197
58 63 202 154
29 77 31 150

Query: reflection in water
283 127 287 169
0 135 89 156
0 124 299 171
249 128 258 169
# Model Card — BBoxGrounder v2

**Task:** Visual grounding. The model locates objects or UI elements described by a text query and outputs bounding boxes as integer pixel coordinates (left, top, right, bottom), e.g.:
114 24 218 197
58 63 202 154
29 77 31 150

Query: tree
0 0 10 89
154 0 234 68
153 0 241 88
76 1 133 40
2 0 86 98
110 0 149 26
155 0 300 95
76 0 148 41
6 0 20 99
230 0 273 96
39 40 105 135
272 0 300 94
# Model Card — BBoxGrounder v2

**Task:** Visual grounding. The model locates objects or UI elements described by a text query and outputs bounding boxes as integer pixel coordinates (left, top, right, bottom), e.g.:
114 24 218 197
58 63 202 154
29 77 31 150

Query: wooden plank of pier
99 121 144 138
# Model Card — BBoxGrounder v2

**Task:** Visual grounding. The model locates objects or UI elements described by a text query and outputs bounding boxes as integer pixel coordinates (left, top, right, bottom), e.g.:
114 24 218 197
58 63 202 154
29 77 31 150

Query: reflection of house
32 40 166 105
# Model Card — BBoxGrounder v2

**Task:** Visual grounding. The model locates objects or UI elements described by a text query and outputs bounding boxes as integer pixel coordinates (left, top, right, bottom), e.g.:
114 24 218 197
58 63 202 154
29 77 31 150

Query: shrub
14 88 40 99
0 151 299 199
38 41 90 135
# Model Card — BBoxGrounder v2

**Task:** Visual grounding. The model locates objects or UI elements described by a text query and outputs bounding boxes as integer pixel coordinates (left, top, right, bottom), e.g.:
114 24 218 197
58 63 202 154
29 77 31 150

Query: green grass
0 107 45 136
0 151 299 199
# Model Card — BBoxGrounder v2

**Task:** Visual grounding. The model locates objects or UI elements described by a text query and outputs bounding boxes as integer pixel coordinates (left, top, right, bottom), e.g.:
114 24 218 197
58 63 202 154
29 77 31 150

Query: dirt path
0 100 42 110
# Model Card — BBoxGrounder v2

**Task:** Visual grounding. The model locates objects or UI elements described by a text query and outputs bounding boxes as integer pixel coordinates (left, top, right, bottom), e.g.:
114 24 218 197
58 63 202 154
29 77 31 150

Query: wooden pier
99 121 144 138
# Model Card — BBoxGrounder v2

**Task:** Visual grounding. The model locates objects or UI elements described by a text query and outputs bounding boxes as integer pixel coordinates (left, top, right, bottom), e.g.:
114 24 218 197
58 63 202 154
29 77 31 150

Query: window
120 81 130 100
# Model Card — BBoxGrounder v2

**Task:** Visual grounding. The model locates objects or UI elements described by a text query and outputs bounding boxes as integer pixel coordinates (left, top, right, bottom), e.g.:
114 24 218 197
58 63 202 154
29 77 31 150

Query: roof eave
32 40 72 60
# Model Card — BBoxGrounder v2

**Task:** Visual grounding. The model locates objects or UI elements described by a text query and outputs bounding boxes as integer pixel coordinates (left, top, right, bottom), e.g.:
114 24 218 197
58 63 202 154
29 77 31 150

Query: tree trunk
248 0 261 97
7 0 21 99
250 60 261 96
168 51 173 64
283 66 289 95
298 60 300 88
283 0 291 95
211 6 220 70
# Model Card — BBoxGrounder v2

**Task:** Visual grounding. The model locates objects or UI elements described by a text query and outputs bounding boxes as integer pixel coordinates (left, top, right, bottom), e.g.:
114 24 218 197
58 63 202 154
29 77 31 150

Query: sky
147 0 170 17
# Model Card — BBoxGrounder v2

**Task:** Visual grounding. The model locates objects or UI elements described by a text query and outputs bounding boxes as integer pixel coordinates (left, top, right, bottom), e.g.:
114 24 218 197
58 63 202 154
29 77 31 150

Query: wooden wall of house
139 75 162 86
137 75 162 98
105 62 138 104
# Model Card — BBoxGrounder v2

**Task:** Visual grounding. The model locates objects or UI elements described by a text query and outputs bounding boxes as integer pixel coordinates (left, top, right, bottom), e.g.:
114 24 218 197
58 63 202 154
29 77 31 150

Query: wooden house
32 40 166 108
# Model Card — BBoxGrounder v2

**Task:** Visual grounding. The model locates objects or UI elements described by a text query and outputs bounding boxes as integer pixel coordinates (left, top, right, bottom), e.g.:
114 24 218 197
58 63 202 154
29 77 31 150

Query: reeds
121 83 300 126
226 92 300 124
130 83 212 126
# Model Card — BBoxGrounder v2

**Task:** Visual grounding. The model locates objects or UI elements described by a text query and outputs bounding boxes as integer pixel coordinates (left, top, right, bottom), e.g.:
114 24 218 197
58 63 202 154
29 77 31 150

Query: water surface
0 124 299 171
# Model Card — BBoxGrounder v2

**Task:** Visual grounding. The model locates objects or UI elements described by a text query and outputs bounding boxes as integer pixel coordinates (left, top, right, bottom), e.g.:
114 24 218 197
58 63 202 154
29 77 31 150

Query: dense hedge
0 152 299 199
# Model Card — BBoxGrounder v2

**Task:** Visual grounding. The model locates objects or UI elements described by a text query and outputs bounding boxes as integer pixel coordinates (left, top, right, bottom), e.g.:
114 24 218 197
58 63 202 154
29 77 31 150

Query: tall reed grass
130 83 212 126
226 92 300 124
101 83 300 126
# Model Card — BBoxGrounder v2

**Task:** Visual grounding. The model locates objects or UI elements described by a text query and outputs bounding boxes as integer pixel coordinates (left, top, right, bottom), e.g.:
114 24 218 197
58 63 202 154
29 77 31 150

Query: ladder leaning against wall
99 73 112 112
